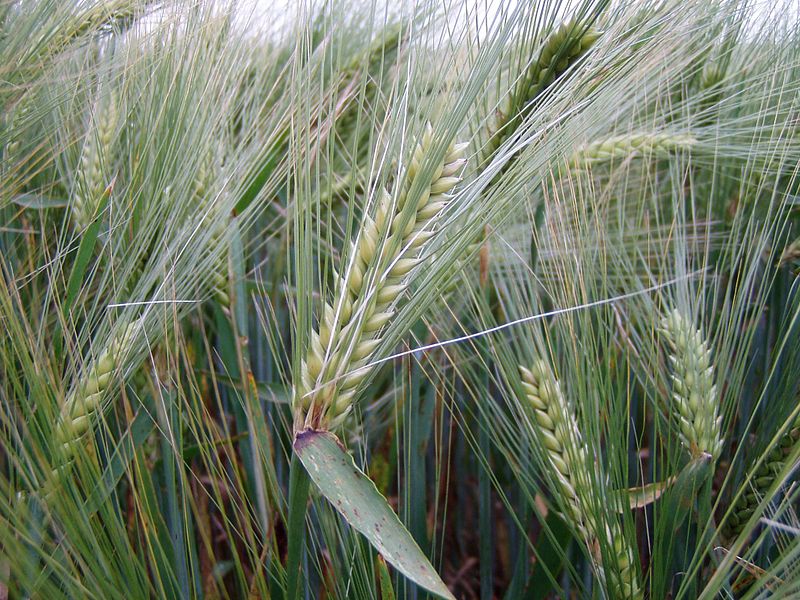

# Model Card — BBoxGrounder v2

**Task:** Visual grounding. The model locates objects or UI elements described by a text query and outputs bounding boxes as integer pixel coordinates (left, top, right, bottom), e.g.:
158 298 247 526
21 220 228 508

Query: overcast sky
231 0 796 40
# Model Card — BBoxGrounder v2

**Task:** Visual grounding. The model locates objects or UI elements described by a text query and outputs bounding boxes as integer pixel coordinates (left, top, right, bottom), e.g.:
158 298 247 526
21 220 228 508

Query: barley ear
485 20 601 164
296 124 466 431
659 308 723 459
564 132 696 173
519 361 590 532
518 361 641 598
72 86 119 230
55 322 139 460
722 411 800 542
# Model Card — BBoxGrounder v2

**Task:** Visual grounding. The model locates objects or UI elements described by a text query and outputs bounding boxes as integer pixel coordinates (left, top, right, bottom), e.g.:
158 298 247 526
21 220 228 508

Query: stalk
478 236 493 600
285 453 311 600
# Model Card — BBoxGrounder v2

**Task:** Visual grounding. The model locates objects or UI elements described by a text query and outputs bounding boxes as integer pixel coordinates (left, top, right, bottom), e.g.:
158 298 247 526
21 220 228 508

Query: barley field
2 1 800 598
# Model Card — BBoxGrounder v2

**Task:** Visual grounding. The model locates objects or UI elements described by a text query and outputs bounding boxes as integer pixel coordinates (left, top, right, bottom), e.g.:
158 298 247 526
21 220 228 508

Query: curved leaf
294 429 454 600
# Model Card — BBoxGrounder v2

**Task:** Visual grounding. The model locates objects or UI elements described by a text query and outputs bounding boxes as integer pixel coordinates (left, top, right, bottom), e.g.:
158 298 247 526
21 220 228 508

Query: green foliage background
1 1 800 598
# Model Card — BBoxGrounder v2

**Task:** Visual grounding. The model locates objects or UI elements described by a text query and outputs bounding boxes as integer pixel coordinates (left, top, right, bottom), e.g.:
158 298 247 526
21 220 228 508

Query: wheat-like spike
723 412 800 542
72 87 119 230
565 132 696 172
519 361 592 532
485 21 601 163
296 124 467 431
604 519 642 600
660 309 723 459
4 95 32 165
528 20 601 88
193 151 231 310
519 360 641 598
55 322 139 458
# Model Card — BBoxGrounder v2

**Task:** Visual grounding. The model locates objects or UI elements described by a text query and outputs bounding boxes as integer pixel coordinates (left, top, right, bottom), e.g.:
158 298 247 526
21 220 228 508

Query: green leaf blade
293 429 454 600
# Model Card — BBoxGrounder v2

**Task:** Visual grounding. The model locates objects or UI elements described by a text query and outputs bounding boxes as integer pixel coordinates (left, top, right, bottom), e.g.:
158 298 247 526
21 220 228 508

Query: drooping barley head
519 360 641 598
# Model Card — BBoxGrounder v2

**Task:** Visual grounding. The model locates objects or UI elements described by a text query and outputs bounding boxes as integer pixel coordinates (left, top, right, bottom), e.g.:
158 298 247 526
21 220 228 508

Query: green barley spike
485 20 601 164
519 360 642 599
519 360 591 533
565 132 696 172
72 86 119 230
660 308 723 459
296 123 467 431
723 411 800 542
55 322 138 459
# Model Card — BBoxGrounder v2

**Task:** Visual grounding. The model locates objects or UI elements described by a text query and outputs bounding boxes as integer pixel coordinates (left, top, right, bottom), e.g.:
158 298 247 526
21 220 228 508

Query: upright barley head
660 308 723 460
295 124 467 431
72 86 119 230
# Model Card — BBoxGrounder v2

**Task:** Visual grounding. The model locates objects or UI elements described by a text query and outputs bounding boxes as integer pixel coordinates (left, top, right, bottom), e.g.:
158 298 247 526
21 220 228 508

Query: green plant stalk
403 348 424 600
286 453 311 600
156 384 192 600
377 555 396 600
478 245 493 600
404 320 433 556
